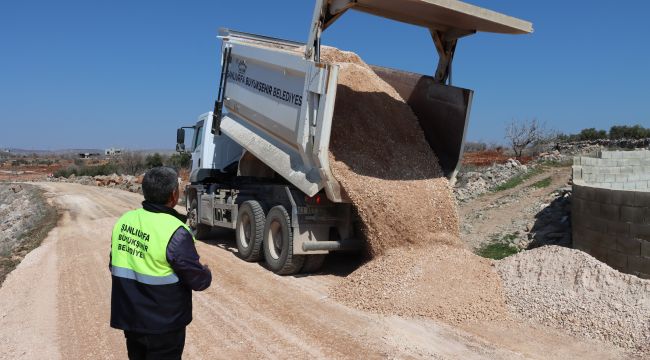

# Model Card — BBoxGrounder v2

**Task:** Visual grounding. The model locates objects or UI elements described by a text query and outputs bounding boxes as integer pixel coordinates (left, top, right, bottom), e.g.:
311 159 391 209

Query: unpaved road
0 183 630 359
459 166 571 249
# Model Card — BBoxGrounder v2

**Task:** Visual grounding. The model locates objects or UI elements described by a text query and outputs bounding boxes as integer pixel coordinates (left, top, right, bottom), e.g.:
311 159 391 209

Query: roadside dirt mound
322 47 506 323
497 246 650 355
323 47 460 256
0 183 58 284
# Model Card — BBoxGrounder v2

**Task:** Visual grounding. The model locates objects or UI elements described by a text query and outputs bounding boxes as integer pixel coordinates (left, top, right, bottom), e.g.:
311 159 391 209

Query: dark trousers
124 328 186 360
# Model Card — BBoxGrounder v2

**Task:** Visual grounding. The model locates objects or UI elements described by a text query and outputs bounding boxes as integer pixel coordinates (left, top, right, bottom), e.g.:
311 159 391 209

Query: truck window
194 125 204 150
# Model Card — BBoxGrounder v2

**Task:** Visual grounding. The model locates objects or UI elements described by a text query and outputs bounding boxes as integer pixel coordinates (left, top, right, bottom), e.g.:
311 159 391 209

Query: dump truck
176 0 532 274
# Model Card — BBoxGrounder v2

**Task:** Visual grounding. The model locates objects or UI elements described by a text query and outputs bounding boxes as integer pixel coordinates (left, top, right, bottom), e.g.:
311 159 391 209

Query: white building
105 148 123 156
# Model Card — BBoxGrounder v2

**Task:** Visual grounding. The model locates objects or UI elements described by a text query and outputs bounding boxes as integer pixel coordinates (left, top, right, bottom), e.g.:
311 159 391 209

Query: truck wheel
263 205 304 275
235 200 265 262
188 199 211 239
301 254 326 273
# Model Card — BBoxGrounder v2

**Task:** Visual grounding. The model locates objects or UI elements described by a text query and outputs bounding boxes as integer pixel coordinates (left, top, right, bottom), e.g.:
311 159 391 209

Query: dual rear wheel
235 202 324 275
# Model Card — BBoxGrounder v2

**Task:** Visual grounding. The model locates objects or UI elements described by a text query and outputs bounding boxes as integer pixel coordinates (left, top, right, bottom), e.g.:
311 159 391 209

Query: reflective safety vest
111 208 190 285
110 208 194 334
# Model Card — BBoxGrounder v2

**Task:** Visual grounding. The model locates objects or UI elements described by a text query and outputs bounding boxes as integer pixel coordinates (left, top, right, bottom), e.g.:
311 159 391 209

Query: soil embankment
0 183 58 284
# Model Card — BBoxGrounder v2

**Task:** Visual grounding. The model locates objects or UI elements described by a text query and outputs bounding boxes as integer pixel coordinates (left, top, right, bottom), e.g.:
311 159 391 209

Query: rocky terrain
0 183 57 284
455 152 650 356
559 138 650 153
455 155 573 251
454 158 529 203
47 173 143 193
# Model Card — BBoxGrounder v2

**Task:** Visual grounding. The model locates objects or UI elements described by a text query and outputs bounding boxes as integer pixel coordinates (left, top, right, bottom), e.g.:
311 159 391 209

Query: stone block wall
572 150 650 279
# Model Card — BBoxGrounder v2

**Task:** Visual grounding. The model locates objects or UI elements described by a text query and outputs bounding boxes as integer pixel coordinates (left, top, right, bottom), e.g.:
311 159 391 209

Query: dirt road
459 166 571 249
0 183 629 359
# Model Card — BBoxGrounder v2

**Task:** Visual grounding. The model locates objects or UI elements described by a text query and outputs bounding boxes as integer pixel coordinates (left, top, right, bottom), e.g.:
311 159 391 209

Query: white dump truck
176 0 532 274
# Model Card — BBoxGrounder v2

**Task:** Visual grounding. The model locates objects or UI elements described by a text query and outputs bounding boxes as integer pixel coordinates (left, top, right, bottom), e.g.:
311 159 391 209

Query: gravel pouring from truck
176 0 532 275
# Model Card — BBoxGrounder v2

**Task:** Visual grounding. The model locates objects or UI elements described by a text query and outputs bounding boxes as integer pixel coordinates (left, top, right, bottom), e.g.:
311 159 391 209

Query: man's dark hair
142 167 179 205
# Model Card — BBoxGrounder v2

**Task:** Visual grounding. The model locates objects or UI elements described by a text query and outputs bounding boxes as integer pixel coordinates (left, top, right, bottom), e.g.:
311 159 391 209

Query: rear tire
263 205 304 275
301 254 326 273
188 199 211 239
236 200 265 262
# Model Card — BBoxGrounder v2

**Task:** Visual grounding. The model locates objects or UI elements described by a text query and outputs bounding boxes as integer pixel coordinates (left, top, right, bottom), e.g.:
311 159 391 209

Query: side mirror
176 128 185 144
176 128 186 152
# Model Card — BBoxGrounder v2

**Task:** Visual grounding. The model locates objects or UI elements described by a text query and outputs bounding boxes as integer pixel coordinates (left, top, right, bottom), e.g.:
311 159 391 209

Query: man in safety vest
110 166 212 360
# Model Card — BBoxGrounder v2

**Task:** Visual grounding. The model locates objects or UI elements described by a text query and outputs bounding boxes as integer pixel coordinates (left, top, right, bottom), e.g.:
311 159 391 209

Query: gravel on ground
496 245 650 355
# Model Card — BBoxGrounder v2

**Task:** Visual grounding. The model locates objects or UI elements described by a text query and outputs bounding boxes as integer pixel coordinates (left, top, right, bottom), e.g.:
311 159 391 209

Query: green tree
578 128 607 141
145 153 164 168
609 124 650 139
167 153 191 169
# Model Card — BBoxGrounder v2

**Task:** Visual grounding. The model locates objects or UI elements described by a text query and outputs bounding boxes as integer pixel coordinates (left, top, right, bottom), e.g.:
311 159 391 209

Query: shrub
119 152 146 175
145 153 164 168
53 162 119 178
609 124 650 140
578 128 608 141
166 153 191 169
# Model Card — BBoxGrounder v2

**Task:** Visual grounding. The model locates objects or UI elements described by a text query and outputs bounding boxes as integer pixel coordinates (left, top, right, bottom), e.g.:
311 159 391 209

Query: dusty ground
0 183 635 359
0 161 68 182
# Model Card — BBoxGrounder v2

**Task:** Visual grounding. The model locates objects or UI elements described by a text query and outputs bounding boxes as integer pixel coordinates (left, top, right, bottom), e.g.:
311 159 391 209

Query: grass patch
539 159 573 168
476 233 521 260
492 167 543 192
530 176 552 189
476 243 520 260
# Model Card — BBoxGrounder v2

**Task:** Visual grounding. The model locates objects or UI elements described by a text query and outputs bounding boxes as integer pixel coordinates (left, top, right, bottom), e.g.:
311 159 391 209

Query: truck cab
179 112 242 184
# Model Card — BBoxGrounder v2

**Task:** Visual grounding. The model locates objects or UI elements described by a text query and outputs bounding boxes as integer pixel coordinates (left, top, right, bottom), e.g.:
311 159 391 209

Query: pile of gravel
332 242 507 324
496 246 650 355
322 47 506 323
323 47 460 256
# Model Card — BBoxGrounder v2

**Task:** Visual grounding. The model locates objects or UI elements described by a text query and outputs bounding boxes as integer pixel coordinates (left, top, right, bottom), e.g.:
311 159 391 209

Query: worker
109 166 212 360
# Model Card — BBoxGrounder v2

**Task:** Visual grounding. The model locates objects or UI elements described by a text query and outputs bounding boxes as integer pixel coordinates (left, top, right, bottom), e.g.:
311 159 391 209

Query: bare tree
505 118 550 158
120 151 145 175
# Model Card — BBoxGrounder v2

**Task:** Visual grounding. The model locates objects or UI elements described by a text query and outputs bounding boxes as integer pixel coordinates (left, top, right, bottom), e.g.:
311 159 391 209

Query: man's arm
166 227 212 291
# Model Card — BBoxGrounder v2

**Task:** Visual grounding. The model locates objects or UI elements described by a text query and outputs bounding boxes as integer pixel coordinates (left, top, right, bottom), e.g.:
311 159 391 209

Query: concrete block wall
573 150 650 190
572 150 650 279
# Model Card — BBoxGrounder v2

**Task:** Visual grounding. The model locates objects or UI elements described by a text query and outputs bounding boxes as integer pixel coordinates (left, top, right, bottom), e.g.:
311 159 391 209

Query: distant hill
7 148 103 155
4 148 174 156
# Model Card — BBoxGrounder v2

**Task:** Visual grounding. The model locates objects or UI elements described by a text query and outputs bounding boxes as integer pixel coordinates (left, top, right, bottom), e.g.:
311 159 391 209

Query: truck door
192 122 205 169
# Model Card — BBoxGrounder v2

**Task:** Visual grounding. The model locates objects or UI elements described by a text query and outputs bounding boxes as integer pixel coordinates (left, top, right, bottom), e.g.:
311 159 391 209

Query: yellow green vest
111 209 192 285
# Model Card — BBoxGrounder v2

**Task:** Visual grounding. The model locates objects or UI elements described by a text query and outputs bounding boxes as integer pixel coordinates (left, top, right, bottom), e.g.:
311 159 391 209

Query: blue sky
0 0 648 150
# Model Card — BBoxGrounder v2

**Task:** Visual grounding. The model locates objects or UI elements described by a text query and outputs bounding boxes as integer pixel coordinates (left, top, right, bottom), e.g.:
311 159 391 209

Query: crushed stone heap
497 246 650 355
322 47 507 323
324 47 459 256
